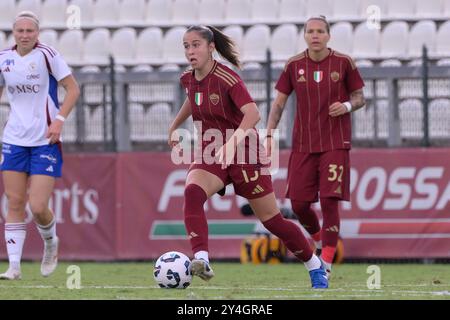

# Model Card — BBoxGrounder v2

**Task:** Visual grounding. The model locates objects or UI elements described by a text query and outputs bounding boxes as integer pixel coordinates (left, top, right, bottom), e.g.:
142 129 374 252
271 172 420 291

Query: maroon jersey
180 60 263 165
276 49 364 153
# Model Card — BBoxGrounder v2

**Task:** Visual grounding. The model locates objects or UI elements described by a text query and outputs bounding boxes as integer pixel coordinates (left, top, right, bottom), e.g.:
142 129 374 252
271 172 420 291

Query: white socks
304 254 322 271
5 223 27 271
36 217 57 246
194 251 209 263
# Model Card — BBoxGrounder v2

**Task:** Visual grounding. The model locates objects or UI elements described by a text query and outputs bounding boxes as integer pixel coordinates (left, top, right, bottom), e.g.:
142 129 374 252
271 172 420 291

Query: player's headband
187 25 214 43
14 11 40 29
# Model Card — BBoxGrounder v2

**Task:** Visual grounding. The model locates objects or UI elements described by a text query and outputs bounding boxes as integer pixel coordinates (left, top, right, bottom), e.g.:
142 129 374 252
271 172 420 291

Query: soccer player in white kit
0 11 80 280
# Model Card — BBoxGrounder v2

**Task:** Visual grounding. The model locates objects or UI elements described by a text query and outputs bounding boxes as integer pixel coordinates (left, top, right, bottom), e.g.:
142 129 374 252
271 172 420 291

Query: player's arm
329 88 366 117
58 75 80 119
266 91 289 136
46 75 80 144
349 88 366 112
233 102 260 143
216 102 260 167
168 97 192 147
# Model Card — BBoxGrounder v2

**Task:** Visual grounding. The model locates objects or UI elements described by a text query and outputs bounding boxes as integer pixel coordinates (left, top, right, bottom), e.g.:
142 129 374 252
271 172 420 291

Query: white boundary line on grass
1 285 449 297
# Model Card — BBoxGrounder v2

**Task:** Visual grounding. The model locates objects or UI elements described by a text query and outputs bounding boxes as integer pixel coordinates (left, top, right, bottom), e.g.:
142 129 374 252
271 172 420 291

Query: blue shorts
0 143 63 178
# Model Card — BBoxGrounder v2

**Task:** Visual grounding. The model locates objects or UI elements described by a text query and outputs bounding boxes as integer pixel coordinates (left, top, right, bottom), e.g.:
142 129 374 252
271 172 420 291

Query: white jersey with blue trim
0 42 71 146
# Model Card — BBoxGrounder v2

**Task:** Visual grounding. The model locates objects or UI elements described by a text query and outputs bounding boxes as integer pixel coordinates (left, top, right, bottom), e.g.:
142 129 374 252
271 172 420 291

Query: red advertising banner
0 149 449 260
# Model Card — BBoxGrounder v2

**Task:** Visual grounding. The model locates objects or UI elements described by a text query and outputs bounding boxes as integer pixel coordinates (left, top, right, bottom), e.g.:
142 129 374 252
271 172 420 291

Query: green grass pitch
0 262 448 300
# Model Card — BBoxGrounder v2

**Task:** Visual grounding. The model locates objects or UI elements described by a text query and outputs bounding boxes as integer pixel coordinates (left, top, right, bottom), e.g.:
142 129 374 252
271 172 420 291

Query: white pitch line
1 284 449 297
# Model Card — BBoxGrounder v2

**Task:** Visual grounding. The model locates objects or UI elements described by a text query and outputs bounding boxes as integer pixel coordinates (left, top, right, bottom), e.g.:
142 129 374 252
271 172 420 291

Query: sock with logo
4 223 27 271
320 197 340 265
184 184 209 253
36 216 57 246
262 213 313 262
194 251 209 263
291 200 321 235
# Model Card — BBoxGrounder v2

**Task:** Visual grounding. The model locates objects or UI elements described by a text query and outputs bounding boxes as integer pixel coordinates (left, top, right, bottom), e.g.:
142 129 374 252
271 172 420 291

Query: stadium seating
332 0 361 21
328 22 353 55
224 0 251 24
92 0 119 28
39 29 58 48
118 0 146 27
0 0 15 29
251 0 279 24
69 0 94 27
129 103 150 141
111 28 137 66
416 0 444 19
387 0 416 19
83 28 111 66
379 21 409 59
135 27 164 65
222 25 244 55
57 29 84 66
360 0 387 17
297 27 307 53
146 103 173 141
162 26 187 64
242 24 271 63
306 0 332 19
16 0 42 18
435 21 450 58
0 31 6 49
145 0 172 26
429 99 450 138
407 20 437 58
198 0 225 25
41 0 67 29
352 22 380 60
172 0 199 26
279 0 306 23
270 24 298 62
399 99 423 138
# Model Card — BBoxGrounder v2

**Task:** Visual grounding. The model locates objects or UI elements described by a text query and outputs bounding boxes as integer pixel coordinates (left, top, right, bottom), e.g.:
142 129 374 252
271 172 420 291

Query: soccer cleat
319 256 332 280
0 268 22 280
191 259 214 281
41 236 59 277
309 262 329 289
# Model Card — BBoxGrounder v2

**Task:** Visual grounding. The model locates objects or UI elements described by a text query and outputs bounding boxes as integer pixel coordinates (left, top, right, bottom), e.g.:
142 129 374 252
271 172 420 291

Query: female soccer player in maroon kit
168 25 328 288
267 16 366 279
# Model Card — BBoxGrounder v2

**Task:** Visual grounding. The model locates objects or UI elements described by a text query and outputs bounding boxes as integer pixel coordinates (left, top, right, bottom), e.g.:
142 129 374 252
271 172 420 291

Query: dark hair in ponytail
186 25 241 69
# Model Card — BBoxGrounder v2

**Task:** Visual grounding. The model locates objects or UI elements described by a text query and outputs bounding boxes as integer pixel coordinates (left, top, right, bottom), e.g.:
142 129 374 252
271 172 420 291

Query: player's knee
28 200 48 218
291 200 311 215
5 193 26 214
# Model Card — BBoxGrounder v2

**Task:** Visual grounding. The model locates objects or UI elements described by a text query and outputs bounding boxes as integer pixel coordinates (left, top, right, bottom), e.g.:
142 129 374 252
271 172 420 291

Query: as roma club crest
331 71 340 82
209 93 220 105
195 92 203 106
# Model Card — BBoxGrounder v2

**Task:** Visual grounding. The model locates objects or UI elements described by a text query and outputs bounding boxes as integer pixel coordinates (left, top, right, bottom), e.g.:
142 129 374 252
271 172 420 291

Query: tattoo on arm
350 89 366 112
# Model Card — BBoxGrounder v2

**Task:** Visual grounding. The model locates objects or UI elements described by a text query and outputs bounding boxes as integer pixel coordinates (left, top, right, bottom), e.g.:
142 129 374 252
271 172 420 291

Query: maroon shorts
189 163 274 199
286 150 350 202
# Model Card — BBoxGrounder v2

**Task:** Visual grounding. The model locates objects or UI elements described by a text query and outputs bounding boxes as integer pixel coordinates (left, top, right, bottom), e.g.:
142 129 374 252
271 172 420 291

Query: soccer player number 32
328 164 343 182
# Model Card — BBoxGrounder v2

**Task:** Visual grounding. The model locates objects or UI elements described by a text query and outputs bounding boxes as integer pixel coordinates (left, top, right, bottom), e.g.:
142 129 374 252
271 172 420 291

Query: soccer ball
153 251 192 289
